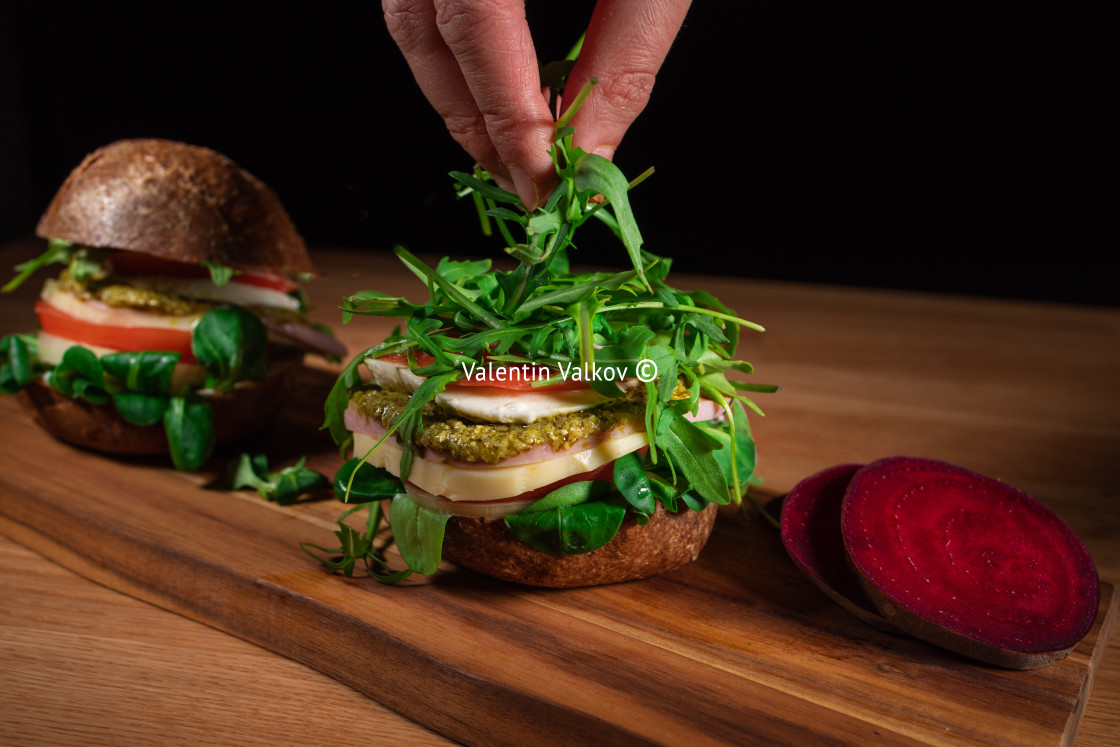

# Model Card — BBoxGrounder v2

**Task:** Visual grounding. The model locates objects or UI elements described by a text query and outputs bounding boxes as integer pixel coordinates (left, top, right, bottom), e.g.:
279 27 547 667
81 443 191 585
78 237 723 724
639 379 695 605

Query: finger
434 0 557 209
563 0 693 159
382 0 507 180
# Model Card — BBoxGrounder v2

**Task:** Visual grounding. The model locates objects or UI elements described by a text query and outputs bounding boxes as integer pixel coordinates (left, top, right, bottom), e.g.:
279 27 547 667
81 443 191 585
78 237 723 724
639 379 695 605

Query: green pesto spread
349 386 647 464
57 270 307 325
59 270 212 315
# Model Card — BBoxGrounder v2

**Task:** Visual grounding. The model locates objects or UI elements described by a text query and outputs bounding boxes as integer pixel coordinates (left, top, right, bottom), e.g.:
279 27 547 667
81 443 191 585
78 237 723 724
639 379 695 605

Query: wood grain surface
1 239 1117 746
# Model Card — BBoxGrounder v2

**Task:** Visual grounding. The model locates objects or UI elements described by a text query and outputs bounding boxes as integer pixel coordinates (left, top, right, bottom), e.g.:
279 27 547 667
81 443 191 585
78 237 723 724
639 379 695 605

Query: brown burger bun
440 501 719 588
36 138 313 274
21 138 322 465
15 358 301 456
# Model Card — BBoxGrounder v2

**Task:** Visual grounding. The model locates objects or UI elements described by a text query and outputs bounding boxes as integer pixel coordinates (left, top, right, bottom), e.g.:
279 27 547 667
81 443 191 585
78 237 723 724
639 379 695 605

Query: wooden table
1 237 1116 745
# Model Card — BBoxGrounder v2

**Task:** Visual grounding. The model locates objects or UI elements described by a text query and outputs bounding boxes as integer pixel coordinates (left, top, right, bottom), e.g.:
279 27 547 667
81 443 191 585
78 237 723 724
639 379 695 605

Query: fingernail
592 145 616 161
510 167 540 211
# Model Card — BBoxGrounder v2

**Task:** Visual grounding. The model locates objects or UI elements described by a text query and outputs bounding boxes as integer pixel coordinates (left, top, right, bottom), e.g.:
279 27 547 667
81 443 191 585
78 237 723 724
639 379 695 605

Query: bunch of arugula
1 242 276 471
312 82 777 583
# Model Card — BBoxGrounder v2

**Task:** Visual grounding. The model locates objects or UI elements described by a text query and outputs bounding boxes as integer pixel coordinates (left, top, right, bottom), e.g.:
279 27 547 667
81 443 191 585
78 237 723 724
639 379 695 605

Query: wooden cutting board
0 368 1114 747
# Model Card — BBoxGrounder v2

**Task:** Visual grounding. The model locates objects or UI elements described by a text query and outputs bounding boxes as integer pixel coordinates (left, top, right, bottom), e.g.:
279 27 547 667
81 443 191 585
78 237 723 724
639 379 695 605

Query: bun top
36 139 313 274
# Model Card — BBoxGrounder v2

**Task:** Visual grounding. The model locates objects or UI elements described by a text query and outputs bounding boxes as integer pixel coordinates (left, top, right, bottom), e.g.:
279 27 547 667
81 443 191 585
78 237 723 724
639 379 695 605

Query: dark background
2 2 1116 305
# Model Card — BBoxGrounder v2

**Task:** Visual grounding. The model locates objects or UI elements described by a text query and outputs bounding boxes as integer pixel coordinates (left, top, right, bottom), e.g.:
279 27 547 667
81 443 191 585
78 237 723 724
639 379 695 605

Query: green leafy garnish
228 453 330 505
201 261 236 286
300 460 421 582
163 394 215 472
388 495 451 576
504 481 624 554
0 333 41 395
298 458 423 582
45 346 110 405
2 239 111 293
192 306 268 390
311 75 778 582
1 305 274 471
300 502 409 581
332 457 404 503
612 452 656 518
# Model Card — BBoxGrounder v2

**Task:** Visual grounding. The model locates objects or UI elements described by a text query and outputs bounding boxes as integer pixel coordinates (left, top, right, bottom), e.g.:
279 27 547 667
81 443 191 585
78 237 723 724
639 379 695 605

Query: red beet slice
842 456 1099 669
780 464 897 633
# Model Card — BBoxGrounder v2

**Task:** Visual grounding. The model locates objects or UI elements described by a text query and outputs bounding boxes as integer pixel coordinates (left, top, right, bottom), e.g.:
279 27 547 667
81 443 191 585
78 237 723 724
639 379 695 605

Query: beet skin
780 463 897 632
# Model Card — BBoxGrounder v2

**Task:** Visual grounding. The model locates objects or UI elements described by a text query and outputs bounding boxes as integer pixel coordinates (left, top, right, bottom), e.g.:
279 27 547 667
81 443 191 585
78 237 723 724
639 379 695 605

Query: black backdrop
2 2 1116 304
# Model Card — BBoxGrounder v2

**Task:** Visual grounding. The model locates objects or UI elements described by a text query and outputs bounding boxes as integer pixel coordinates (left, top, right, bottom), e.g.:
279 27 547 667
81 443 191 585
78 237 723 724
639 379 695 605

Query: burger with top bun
1 138 345 470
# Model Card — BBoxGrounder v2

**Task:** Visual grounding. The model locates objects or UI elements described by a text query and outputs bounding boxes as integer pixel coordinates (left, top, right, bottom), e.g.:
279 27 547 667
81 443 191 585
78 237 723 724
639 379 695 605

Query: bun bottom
15 360 299 456
441 502 718 588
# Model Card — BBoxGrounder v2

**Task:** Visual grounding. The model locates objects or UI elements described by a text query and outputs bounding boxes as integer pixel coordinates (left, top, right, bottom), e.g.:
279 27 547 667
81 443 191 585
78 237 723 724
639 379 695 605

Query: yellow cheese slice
353 430 649 501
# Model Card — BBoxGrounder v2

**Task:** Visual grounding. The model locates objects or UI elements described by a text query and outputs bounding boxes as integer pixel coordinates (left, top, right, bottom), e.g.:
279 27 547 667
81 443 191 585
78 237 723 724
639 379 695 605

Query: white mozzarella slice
41 281 203 330
434 386 609 424
363 356 427 391
353 430 648 501
35 331 207 388
36 331 121 365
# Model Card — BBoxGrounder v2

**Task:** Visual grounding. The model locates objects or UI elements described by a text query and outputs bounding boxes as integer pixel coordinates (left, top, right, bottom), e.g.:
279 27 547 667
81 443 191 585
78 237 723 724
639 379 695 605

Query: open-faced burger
317 129 776 588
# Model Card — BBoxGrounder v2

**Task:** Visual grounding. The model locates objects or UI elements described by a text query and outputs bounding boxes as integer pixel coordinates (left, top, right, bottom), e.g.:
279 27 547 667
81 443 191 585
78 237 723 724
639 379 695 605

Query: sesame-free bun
36 139 313 274
14 358 301 456
440 502 719 588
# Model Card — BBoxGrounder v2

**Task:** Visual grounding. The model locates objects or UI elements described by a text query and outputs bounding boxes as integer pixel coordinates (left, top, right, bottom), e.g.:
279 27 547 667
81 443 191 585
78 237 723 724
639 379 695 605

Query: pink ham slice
343 397 723 469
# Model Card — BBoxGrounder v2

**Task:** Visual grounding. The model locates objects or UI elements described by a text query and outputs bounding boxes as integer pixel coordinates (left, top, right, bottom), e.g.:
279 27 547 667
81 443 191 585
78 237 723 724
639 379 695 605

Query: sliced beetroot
841 456 1099 669
780 464 897 633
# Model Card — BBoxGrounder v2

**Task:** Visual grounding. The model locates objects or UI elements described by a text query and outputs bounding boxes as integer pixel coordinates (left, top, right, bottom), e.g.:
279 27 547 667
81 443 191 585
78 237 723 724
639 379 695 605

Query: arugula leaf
394 246 505 329
2 239 112 293
516 266 642 315
450 170 520 204
573 152 647 290
3 239 75 293
392 369 460 480
322 342 389 454
495 261 550 316
300 502 413 583
655 409 732 505
229 453 330 505
703 400 757 494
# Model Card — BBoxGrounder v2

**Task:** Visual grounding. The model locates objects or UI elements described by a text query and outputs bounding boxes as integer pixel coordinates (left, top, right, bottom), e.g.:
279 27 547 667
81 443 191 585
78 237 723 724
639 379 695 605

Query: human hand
382 0 692 210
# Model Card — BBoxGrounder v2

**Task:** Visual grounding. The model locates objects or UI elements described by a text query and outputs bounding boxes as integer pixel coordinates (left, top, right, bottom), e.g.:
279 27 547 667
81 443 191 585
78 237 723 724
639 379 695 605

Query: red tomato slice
452 362 589 391
377 350 436 367
35 300 197 364
376 352 589 391
229 271 301 293
108 252 300 293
